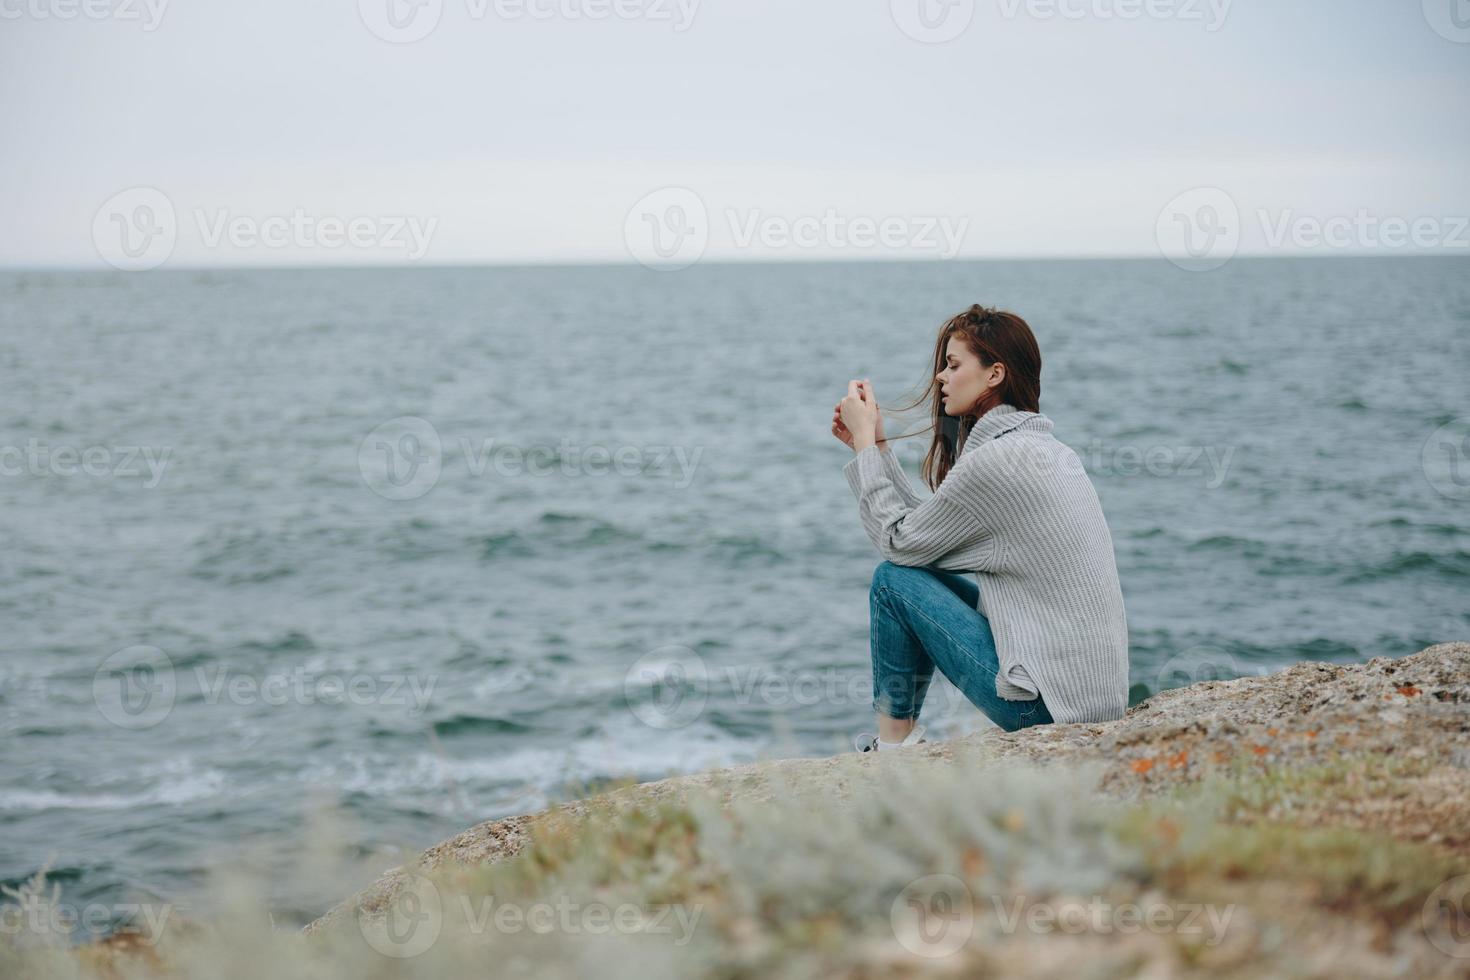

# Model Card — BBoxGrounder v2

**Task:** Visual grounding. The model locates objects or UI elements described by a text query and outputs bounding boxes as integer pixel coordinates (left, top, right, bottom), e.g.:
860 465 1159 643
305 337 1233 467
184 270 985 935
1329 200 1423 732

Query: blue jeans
869 560 1053 733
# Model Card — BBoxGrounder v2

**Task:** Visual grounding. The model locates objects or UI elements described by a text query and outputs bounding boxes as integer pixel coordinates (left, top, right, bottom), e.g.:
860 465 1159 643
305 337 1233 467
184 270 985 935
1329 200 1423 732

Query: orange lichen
1131 757 1155 774
1396 685 1422 697
961 846 987 878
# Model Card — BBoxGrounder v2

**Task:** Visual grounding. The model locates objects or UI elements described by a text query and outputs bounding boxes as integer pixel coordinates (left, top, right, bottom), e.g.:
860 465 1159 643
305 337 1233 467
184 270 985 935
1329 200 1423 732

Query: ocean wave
1369 518 1466 537
188 528 301 585
430 713 538 738
237 630 319 655
1343 550 1470 584
0 768 226 813
470 514 792 565
314 720 755 804
1185 534 1267 558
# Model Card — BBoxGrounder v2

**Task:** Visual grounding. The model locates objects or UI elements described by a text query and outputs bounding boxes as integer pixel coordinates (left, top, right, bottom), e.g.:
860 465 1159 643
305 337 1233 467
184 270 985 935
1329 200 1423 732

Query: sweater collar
957 403 1049 458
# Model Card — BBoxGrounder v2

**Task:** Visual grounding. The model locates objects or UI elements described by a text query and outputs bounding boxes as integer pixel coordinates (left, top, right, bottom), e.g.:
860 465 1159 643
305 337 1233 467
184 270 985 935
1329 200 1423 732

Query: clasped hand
831 379 885 452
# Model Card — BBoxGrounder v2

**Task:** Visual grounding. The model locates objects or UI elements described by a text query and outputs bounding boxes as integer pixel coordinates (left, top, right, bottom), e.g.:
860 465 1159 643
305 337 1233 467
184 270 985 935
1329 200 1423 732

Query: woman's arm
833 394 923 510
843 446 995 571
875 442 923 509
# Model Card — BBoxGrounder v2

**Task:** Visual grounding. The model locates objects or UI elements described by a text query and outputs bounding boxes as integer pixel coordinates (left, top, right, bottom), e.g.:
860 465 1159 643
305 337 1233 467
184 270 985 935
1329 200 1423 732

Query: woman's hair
887 304 1043 490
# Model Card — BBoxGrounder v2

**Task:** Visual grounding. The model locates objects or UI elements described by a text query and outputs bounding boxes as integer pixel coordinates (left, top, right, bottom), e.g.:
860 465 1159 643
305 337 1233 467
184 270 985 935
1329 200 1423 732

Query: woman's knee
870 559 918 595
870 560 896 594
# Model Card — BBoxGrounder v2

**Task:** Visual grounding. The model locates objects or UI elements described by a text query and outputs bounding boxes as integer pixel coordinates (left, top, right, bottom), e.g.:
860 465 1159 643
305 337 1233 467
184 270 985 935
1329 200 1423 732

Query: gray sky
2 0 1468 267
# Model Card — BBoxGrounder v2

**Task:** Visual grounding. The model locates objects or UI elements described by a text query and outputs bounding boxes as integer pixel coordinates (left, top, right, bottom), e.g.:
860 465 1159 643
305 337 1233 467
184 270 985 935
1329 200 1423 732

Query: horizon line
2 251 1467 274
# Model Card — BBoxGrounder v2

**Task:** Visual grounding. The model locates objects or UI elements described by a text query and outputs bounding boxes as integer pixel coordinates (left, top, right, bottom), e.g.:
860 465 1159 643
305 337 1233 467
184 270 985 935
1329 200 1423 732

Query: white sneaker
853 725 927 753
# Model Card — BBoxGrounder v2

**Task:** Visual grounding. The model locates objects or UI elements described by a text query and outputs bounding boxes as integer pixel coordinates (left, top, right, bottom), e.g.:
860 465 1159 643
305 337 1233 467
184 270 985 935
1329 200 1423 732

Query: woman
831 304 1128 752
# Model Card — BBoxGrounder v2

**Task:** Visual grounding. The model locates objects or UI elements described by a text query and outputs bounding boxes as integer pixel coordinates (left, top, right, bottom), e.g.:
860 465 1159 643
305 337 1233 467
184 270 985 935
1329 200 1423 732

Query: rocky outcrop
306 642 1470 934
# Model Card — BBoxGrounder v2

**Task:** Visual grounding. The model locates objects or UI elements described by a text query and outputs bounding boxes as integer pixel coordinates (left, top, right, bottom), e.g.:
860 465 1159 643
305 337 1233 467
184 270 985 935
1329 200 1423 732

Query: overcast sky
2 0 1467 267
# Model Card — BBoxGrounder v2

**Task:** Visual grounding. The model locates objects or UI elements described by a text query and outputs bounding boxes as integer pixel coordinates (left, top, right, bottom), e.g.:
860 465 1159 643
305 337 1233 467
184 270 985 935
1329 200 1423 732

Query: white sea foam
0 765 226 812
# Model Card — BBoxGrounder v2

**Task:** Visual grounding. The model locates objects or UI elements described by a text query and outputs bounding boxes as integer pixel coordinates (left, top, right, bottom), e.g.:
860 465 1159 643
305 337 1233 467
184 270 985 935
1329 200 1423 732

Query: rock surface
306 642 1470 934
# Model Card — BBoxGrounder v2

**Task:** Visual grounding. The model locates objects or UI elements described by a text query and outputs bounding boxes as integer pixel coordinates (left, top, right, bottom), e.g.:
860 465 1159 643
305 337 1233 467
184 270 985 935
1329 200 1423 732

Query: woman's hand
861 380 887 446
838 379 882 451
830 405 855 450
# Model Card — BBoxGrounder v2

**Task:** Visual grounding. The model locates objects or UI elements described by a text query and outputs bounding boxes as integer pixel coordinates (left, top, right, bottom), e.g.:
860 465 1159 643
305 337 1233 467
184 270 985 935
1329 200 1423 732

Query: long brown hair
886 305 1043 490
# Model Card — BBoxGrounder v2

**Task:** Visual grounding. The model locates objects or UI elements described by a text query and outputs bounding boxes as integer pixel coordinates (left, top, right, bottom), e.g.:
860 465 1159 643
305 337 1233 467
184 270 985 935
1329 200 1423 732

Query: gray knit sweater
843 403 1129 725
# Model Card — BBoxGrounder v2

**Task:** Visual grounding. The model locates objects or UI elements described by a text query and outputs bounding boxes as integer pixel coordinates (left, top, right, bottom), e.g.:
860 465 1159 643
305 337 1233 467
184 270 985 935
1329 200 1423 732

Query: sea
2 256 1467 934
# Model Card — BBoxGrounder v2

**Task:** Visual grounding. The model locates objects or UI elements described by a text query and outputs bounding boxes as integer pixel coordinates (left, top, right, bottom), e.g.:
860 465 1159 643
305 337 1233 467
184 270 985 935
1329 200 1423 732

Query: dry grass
6 743 1468 979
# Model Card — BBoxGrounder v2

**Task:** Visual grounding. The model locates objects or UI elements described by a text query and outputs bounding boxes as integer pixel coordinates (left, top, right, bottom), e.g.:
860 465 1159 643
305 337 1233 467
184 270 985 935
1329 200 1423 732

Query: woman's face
936 336 1003 417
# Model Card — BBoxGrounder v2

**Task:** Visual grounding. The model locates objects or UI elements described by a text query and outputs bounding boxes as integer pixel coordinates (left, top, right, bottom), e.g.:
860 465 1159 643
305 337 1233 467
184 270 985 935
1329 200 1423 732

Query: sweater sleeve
877 443 923 508
843 445 995 571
